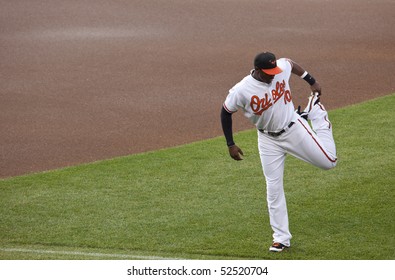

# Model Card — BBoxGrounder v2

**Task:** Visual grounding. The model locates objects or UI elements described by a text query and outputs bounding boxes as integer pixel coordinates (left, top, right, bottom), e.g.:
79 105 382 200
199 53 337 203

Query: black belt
259 122 295 137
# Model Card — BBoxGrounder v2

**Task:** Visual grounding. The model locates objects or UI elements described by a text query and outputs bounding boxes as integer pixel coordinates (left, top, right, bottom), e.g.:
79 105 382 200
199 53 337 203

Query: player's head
254 52 283 75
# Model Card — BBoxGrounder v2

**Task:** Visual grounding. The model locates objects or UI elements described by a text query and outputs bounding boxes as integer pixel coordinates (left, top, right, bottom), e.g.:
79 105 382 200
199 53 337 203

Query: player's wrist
300 71 316 86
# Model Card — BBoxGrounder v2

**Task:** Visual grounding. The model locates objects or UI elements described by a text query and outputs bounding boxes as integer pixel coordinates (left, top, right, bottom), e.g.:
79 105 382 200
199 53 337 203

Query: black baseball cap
254 52 283 75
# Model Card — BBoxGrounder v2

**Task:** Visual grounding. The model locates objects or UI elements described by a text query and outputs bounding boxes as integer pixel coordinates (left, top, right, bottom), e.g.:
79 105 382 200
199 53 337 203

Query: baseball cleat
269 242 289 252
304 92 321 113
296 105 308 120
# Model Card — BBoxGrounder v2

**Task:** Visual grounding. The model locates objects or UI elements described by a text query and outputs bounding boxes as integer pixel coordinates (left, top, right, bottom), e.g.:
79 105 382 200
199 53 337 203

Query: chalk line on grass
0 248 183 260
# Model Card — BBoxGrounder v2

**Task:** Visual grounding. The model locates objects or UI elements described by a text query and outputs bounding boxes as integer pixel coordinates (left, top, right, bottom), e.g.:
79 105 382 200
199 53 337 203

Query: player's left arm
288 59 321 95
220 106 244 161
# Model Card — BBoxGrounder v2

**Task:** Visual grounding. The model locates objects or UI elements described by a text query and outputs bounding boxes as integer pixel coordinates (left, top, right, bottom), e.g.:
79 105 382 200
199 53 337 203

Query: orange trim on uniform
298 119 337 163
223 103 236 114
324 116 332 129
285 58 294 69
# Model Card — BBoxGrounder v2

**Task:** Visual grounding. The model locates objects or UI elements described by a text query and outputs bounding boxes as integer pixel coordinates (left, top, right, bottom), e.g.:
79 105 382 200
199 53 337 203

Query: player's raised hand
310 81 322 96
229 145 244 161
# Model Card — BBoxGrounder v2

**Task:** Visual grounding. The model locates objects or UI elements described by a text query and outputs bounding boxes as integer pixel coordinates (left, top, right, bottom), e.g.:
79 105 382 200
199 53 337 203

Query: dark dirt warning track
1 0 394 178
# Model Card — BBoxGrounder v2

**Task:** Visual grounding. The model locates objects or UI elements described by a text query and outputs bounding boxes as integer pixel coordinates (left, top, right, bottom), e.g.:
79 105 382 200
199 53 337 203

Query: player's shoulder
277 58 293 68
232 73 252 90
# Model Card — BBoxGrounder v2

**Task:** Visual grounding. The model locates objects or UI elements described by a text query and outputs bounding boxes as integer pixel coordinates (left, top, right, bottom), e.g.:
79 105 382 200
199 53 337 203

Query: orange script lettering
272 80 292 104
250 93 272 115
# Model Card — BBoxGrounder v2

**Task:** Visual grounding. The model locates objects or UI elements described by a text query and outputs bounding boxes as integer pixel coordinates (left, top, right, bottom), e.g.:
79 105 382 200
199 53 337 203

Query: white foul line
0 248 183 260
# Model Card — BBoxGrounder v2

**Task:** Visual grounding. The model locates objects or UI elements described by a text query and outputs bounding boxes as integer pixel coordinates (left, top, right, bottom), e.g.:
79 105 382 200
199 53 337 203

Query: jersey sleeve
277 58 293 75
223 87 240 113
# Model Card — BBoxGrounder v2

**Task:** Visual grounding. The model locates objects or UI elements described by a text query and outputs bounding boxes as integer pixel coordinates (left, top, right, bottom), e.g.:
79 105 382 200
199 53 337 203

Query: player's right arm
220 106 244 161
289 59 321 95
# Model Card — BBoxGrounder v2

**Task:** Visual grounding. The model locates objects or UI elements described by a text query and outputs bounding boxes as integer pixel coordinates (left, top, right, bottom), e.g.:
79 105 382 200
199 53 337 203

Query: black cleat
269 242 289 252
296 105 308 120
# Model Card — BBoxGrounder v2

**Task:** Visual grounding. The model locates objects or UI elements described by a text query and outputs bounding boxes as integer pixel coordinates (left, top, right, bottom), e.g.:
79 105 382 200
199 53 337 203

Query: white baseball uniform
223 58 337 246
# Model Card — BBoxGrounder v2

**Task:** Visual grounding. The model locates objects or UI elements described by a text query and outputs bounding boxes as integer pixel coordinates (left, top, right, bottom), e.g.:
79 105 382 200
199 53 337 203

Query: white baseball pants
257 104 337 246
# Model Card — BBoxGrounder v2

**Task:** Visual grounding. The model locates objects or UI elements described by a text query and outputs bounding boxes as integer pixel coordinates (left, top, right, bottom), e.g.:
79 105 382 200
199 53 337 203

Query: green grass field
1 94 394 260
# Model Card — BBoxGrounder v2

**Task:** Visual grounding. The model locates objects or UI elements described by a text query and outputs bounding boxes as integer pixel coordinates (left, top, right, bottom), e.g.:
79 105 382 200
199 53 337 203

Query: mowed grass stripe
1 93 394 260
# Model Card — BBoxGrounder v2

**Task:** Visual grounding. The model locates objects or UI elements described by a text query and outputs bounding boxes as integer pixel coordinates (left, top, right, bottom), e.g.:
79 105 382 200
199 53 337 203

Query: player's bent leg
308 100 337 163
287 118 337 170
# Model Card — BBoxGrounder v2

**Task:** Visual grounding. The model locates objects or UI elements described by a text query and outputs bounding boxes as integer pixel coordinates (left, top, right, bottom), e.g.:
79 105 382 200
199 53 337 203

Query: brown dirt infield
1 0 394 178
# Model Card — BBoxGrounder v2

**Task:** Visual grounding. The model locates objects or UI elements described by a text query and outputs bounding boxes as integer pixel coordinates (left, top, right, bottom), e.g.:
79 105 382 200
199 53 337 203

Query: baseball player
220 52 337 252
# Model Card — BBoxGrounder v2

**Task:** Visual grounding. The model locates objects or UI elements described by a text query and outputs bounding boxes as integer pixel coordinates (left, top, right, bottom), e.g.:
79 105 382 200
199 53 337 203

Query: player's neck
251 70 271 84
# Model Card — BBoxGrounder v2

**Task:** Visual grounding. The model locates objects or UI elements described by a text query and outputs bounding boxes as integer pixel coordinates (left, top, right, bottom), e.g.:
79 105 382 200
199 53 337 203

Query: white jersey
223 58 296 132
